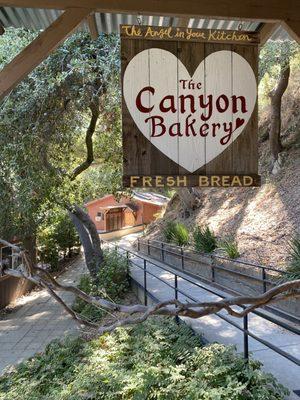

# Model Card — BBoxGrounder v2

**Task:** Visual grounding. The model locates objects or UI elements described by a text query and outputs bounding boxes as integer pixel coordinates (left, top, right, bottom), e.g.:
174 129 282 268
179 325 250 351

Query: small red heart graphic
236 118 245 129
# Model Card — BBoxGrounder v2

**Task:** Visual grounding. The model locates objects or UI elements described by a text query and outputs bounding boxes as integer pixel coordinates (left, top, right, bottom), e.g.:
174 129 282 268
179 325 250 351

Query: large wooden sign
121 25 260 188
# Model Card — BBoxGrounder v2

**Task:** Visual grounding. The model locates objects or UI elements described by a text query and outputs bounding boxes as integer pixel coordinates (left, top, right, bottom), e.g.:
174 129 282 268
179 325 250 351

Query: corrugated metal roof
133 191 169 205
0 7 292 41
270 24 291 41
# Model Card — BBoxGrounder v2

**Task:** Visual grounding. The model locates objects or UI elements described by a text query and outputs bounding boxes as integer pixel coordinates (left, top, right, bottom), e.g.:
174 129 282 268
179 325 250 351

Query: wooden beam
1 0 300 24
0 8 93 101
259 23 279 46
87 13 98 39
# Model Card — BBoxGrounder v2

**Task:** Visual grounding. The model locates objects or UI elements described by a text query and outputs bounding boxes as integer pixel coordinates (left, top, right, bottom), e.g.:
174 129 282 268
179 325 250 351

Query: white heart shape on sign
123 49 257 172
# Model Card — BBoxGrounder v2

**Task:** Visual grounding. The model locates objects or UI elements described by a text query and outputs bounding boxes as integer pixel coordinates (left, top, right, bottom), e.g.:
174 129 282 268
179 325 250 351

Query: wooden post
0 7 93 101
87 13 98 40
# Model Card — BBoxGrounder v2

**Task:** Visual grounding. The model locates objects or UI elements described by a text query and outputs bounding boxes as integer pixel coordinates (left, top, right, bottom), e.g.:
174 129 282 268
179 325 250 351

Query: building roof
132 191 169 206
85 194 114 207
85 192 169 208
0 7 293 41
99 205 127 211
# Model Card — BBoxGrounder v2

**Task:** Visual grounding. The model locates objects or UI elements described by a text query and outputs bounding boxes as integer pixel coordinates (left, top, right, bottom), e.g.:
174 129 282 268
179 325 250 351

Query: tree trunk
22 234 37 275
269 62 290 162
68 205 103 281
23 235 37 266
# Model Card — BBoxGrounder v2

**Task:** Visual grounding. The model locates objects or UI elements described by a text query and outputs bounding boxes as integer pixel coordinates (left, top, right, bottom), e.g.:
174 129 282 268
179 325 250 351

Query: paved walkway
0 256 86 374
114 235 300 400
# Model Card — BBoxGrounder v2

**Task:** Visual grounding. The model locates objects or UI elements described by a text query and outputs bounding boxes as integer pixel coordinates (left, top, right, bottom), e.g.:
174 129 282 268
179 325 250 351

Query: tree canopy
0 28 122 243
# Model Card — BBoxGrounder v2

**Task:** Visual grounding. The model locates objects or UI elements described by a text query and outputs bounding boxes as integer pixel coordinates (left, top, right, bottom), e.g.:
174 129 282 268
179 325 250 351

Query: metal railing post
174 274 179 324
137 238 140 252
181 247 184 270
262 268 267 293
12 249 15 269
243 314 249 361
161 242 164 262
147 239 150 255
143 259 147 306
211 255 215 282
126 250 129 268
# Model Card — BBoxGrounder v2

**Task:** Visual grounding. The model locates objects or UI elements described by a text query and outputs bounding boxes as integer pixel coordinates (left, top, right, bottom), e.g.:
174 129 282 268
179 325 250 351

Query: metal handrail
138 237 287 274
141 241 276 284
137 238 300 324
127 246 300 332
103 240 300 366
136 238 292 299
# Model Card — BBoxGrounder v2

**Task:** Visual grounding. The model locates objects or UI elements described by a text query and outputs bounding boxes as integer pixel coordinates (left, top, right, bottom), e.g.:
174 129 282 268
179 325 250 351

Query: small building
85 192 169 237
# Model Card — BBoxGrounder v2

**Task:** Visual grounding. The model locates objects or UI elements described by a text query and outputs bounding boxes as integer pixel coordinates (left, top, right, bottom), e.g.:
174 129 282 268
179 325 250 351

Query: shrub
164 221 177 242
37 225 60 271
0 318 288 400
219 237 240 259
285 236 300 280
37 208 80 271
163 221 189 246
54 214 80 257
193 225 217 253
73 248 129 322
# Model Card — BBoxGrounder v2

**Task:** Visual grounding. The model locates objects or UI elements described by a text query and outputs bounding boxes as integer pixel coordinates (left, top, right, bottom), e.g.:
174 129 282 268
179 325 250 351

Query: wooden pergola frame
0 0 299 101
